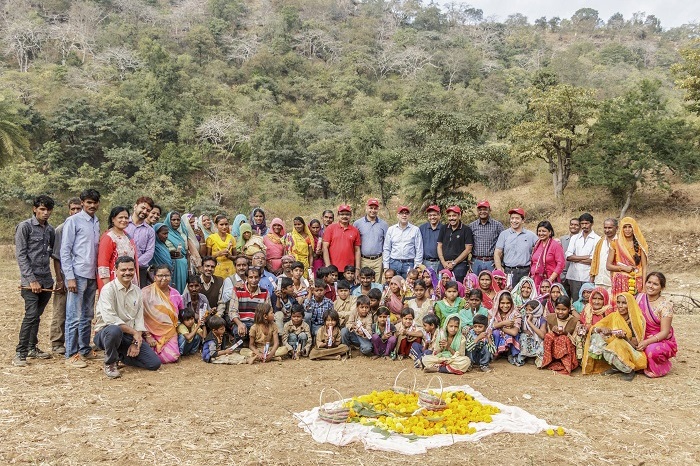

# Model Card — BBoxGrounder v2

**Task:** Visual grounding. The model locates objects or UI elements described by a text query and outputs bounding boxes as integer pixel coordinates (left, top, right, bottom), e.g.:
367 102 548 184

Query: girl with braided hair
606 217 648 299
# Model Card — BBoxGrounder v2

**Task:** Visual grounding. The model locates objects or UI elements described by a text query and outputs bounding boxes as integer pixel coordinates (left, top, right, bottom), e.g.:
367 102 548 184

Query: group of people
13 192 677 381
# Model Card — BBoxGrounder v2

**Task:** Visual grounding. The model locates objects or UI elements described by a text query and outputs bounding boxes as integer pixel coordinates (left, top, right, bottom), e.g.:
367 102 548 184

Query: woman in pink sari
530 221 565 290
436 269 465 299
636 272 677 378
142 264 184 364
263 218 286 274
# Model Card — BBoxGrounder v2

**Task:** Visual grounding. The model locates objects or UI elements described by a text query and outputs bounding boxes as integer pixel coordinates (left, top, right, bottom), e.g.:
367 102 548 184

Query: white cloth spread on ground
295 384 555 455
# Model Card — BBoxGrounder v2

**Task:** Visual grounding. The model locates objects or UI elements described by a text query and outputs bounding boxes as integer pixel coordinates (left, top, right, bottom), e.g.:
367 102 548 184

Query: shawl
491 269 506 291
195 215 216 239
437 269 466 298
142 284 179 353
589 236 612 280
435 326 465 358
387 275 405 316
489 290 521 328
266 218 286 245
463 272 479 291
478 270 497 309
580 287 612 326
231 214 247 239
151 223 173 268
545 283 568 314
512 276 536 308
237 222 253 250
573 282 596 313
434 296 467 328
181 213 202 269
521 299 545 336
250 208 268 236
489 290 513 320
164 213 187 258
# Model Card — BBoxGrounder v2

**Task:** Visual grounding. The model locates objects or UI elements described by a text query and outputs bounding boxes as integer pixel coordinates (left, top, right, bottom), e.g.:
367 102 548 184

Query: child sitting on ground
309 310 349 361
490 290 522 366
394 308 423 360
334 280 357 327
541 296 579 375
462 289 489 334
407 279 433 327
434 280 467 329
367 288 383 321
465 314 495 372
515 300 547 367
371 307 397 360
245 303 287 364
410 313 439 367
202 316 244 364
282 304 312 359
421 315 471 374
340 295 374 357
177 308 204 356
290 261 310 304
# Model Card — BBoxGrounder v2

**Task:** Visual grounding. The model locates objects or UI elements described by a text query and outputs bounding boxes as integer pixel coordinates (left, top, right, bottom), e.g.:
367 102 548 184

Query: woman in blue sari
151 223 173 268
164 211 188 293
231 214 248 242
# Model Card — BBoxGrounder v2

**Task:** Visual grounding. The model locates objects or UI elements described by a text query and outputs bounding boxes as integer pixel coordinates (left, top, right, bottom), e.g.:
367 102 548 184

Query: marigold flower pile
344 389 500 437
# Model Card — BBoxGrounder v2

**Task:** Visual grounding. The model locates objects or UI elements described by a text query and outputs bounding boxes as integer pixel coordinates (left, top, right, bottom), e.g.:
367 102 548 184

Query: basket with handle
417 376 447 411
392 368 417 395
318 388 350 424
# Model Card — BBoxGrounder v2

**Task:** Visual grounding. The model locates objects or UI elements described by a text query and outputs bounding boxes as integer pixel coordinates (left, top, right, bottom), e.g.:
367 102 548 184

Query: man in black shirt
436 206 474 283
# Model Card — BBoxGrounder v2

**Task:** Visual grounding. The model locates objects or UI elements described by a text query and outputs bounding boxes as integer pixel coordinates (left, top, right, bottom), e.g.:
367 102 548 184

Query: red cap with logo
477 200 491 209
397 206 410 214
366 198 380 207
508 207 526 218
338 204 352 213
426 205 441 213
446 206 462 215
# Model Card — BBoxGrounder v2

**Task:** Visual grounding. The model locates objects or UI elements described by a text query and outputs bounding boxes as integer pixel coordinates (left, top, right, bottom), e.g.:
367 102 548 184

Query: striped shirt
228 285 270 323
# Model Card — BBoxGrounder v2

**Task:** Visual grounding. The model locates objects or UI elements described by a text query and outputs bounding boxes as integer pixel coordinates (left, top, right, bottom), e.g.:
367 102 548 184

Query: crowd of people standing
13 192 677 382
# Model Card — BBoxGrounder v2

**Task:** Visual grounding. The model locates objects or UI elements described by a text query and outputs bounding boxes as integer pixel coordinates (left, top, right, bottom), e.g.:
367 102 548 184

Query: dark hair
152 204 162 213
367 288 383 300
356 295 370 306
322 309 340 325
214 214 228 224
187 274 201 285
473 314 488 327
254 302 273 324
322 209 334 218
293 216 306 228
234 254 249 265
407 268 419 278
33 195 55 210
108 206 129 229
309 218 321 229
79 189 100 202
291 302 305 316
344 265 356 273
314 278 326 288
468 289 483 300
208 315 226 330
135 196 154 208
446 315 461 327
385 268 396 277
422 313 439 327
179 308 195 323
555 296 572 309
280 277 293 289
497 291 514 306
645 271 666 288
376 306 391 316
246 267 260 278
413 279 427 290
400 308 415 318
115 255 135 268
604 217 619 228
336 280 352 291
67 197 81 206
444 280 459 291
291 261 304 270
316 267 329 279
569 217 579 224
327 265 338 274
359 267 375 277
153 264 172 274
536 220 555 238
526 300 541 310
578 212 593 224
201 255 216 265
169 211 181 219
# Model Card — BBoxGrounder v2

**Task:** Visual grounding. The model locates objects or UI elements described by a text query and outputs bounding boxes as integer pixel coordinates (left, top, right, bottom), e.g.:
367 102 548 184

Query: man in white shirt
589 218 618 291
383 206 423 278
93 256 161 378
565 213 600 301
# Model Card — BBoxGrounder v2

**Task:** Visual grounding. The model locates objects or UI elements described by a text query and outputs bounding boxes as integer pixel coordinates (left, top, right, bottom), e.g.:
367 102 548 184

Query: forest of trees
0 0 699 225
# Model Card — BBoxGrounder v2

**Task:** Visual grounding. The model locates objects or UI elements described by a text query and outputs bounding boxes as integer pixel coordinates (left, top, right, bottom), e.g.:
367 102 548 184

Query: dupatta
478 270 497 309
250 208 268 236
151 223 173 268
231 214 247 239
142 284 179 353
512 276 536 308
437 269 466 298
164 212 188 255
580 287 612 326
387 275 406 316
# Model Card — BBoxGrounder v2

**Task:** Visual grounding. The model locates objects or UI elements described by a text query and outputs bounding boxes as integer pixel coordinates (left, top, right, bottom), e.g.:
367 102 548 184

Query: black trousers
93 325 161 370
16 289 52 357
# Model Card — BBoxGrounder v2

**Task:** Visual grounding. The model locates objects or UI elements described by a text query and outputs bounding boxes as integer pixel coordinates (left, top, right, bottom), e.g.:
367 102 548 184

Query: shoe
602 368 620 376
12 354 27 367
52 346 66 355
65 354 88 368
79 350 99 361
28 347 51 359
621 371 636 382
104 362 121 379
480 365 492 373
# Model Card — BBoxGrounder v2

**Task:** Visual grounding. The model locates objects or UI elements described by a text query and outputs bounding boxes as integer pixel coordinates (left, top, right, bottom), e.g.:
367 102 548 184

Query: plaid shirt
468 218 505 257
305 297 334 326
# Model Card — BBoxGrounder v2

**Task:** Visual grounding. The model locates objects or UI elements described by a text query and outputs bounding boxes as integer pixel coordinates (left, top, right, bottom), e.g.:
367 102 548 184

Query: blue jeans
388 259 413 278
178 333 202 355
94 325 161 370
471 259 495 276
467 343 492 366
340 328 373 355
287 332 309 353
65 276 97 358
422 259 441 273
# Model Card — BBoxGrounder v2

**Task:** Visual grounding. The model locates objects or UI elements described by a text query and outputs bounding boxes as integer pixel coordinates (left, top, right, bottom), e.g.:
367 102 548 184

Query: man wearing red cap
468 200 504 275
383 206 423 278
323 205 361 273
494 207 538 287
437 205 473 283
353 198 388 279
418 205 443 272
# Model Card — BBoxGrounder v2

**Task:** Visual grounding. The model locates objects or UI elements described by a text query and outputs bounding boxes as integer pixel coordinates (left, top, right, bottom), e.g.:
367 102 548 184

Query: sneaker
65 354 88 368
28 347 51 359
12 354 27 367
79 350 99 361
52 346 66 355
480 365 492 373
104 362 121 379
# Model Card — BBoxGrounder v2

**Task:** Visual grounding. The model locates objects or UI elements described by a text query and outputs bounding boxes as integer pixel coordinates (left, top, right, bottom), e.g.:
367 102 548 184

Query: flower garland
344 389 500 437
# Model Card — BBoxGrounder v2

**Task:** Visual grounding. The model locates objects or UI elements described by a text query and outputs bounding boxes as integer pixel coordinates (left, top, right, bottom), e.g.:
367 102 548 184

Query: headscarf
491 269 507 291
164 212 187 256
289 218 315 251
387 275 405 316
196 215 216 239
512 276 536 308
237 222 253 250
181 213 202 270
578 282 596 302
545 282 568 314
489 290 518 325
250 208 268 236
581 287 611 325
151 223 173 268
281 254 295 263
231 214 247 239
619 217 649 259
477 270 497 309
520 299 545 338
463 273 478 291
437 269 465 298
266 218 286 244
538 278 551 298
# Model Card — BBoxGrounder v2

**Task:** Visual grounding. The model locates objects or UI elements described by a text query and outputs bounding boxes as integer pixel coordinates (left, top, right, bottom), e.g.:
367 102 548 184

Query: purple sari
636 293 677 378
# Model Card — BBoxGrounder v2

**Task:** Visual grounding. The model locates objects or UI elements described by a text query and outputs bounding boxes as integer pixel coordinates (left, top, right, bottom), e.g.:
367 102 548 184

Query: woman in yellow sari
582 292 647 380
284 216 314 278
205 215 235 278
143 265 183 364
606 217 648 297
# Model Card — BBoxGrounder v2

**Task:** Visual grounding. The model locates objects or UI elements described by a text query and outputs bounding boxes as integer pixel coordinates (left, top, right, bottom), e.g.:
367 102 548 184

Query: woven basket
318 388 350 424
417 376 446 411
392 369 417 395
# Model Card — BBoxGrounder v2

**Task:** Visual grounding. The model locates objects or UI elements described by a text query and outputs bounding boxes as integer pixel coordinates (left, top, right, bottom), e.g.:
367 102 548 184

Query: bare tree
196 113 251 157
226 34 261 64
95 46 142 80
1 0 47 72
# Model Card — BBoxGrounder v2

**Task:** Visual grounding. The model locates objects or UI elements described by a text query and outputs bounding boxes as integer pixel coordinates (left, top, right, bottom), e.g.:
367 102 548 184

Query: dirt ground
1 260 699 466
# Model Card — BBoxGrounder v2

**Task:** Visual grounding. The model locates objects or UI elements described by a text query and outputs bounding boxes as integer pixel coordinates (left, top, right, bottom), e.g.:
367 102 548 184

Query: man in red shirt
322 204 361 273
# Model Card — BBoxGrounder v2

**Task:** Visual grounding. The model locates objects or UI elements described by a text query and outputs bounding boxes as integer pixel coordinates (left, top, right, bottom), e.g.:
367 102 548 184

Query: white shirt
593 237 613 287
383 222 423 268
94 279 145 333
565 230 601 282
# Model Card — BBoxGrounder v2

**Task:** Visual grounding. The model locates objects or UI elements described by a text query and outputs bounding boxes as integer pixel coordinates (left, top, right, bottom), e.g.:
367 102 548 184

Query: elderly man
125 196 155 288
419 205 443 272
353 198 388 279
559 217 581 297
323 204 361 273
565 213 600 301
383 206 423 278
494 207 538 287
437 206 474 283
93 256 161 378
468 200 504 275
589 218 618 292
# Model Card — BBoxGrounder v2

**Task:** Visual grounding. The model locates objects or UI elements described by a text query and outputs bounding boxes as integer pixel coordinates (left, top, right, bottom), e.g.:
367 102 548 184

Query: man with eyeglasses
353 198 388 280
323 204 361 274
383 206 422 278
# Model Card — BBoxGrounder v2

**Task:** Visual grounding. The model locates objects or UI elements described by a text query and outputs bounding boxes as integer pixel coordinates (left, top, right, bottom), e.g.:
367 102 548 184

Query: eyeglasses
156 274 171 279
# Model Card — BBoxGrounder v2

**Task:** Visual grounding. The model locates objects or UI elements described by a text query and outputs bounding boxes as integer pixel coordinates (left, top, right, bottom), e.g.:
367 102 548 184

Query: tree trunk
619 190 633 218
552 162 565 200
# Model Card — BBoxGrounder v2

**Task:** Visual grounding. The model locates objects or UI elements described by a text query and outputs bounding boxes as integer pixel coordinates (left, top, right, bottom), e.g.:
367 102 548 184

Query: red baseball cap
477 200 491 209
508 207 526 218
338 204 352 213
366 198 380 207
426 205 441 213
446 205 462 215
397 206 410 214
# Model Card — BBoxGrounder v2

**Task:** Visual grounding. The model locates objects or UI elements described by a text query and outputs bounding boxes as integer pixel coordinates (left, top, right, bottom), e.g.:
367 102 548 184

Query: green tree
578 80 696 217
0 95 30 166
672 40 700 115
510 84 598 200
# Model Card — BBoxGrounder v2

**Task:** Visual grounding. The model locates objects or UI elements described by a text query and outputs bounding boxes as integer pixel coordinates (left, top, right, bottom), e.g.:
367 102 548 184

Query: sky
465 1 699 29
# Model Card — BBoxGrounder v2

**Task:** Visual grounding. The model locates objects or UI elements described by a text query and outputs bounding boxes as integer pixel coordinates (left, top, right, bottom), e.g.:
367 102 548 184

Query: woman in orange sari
142 264 184 364
606 217 648 297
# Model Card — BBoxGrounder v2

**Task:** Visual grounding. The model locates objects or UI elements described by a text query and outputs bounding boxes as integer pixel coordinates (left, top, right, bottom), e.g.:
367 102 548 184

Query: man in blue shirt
383 206 423 278
61 189 101 369
418 205 442 272
353 198 388 281
494 207 538 288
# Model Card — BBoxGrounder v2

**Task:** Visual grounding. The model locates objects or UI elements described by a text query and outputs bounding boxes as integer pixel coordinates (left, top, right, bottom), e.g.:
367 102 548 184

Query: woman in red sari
636 272 677 378
263 218 286 274
607 217 648 298
97 206 138 290
530 221 565 291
